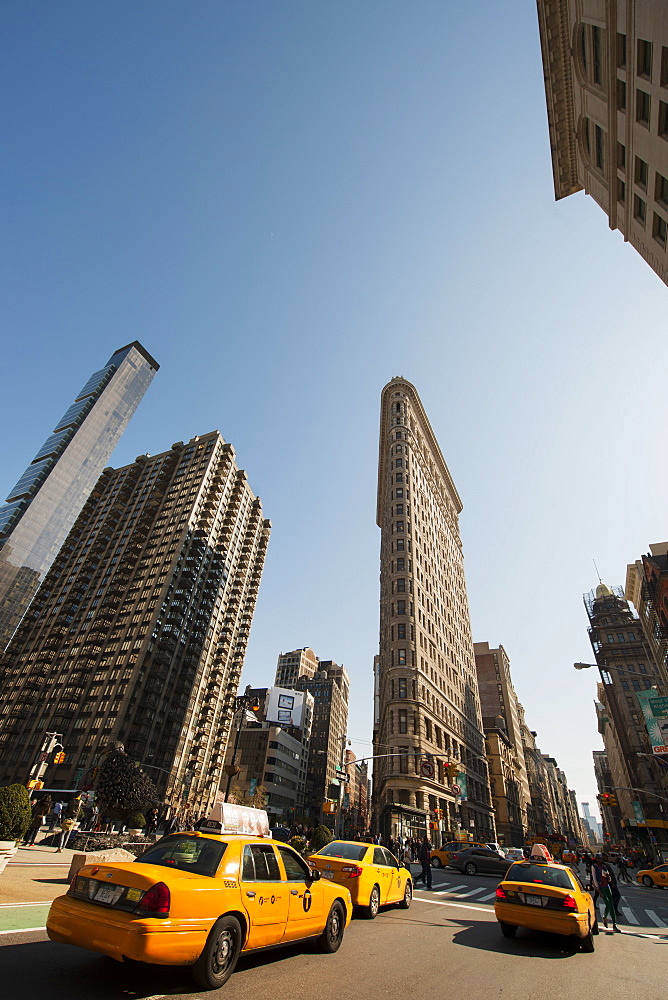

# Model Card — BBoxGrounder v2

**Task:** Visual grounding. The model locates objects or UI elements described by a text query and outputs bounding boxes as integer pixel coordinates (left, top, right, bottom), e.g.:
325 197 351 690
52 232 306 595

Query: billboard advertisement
637 690 668 755
265 686 304 728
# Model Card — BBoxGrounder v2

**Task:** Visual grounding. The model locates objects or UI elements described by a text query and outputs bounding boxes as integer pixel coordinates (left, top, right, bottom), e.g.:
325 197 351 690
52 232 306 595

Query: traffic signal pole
26 731 63 788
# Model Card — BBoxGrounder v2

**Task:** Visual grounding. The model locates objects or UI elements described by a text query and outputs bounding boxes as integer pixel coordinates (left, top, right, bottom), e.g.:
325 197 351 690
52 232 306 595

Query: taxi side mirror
307 869 321 882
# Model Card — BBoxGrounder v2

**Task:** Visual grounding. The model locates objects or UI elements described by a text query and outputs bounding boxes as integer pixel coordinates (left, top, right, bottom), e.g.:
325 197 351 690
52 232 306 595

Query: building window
616 78 626 110
396 600 406 615
617 32 626 69
425 718 432 741
398 678 407 698
656 172 668 207
398 649 407 665
395 459 403 469
617 178 625 204
396 538 405 551
396 557 405 570
653 212 668 247
396 578 406 592
395 521 404 532
638 663 647 674
592 26 603 86
397 623 407 639
395 488 403 499
634 195 647 226
617 142 626 169
637 39 652 80
636 89 651 126
635 156 648 189
395 473 403 483
395 504 404 515
661 47 668 87
606 633 614 642
398 709 408 734
399 749 408 773
594 124 605 171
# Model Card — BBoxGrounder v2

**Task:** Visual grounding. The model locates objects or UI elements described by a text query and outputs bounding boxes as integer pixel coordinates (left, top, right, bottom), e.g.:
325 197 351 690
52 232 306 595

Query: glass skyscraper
0 342 159 649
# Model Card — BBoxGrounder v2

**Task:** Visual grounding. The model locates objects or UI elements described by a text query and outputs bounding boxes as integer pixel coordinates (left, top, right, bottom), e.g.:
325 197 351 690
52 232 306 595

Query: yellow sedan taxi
494 860 597 952
307 840 412 918
47 816 351 990
430 841 486 868
637 863 668 888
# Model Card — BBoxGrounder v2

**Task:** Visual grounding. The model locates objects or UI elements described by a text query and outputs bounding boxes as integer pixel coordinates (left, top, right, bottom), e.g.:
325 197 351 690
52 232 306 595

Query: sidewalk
0 840 78 933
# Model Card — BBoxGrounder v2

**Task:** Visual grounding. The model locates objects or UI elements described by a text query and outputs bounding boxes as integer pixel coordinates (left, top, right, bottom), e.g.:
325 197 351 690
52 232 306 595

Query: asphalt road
1 872 666 1000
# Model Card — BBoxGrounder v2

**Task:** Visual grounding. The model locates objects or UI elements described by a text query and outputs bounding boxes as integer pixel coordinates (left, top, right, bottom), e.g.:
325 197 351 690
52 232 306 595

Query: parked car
448 847 512 878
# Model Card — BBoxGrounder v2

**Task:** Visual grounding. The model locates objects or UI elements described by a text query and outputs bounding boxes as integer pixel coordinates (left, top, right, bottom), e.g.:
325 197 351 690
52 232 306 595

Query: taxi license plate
526 894 542 906
94 884 123 905
322 872 335 880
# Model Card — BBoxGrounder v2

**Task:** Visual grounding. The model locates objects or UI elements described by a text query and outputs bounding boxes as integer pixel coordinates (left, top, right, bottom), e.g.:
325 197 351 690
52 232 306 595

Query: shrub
288 835 308 855
125 812 146 829
0 784 32 843
309 824 333 852
94 743 157 820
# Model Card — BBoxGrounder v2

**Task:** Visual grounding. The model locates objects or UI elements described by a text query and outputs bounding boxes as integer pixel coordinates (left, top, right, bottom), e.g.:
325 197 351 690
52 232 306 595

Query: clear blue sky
3 1 667 824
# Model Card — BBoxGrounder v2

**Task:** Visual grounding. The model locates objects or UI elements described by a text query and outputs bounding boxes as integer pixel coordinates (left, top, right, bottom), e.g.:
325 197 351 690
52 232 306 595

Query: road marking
644 909 666 927
479 892 497 901
434 884 466 894
453 887 488 898
0 902 53 908
621 906 639 925
412 895 492 915
0 926 46 936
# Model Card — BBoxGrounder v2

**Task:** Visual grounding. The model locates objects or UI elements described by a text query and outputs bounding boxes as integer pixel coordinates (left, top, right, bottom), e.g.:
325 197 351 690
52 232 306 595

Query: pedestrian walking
24 797 51 845
414 835 433 889
617 857 631 883
591 856 620 932
49 800 63 831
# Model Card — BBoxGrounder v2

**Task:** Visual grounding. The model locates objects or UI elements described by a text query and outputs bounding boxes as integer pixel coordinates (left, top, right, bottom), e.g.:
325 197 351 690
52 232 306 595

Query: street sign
451 783 460 795
420 759 435 779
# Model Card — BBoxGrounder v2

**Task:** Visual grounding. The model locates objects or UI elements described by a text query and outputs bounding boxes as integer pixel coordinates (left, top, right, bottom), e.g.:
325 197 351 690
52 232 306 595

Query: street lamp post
223 686 260 803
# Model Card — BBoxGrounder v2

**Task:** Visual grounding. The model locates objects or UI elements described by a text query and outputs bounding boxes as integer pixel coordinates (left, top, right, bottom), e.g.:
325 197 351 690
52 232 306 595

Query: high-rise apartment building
373 378 494 844
0 431 270 813
584 582 667 853
473 642 530 847
536 1 668 285
0 342 159 649
274 650 350 825
626 542 668 690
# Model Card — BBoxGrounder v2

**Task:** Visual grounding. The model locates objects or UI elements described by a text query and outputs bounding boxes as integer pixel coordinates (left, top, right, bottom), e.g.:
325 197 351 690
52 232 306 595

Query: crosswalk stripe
621 906 639 925
479 892 496 901
434 884 467 894
453 887 487 898
644 909 666 928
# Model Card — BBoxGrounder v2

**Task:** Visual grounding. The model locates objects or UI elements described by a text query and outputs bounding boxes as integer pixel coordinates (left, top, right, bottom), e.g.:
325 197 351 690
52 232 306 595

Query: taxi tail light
135 882 170 917
341 865 363 878
561 894 578 910
495 886 508 900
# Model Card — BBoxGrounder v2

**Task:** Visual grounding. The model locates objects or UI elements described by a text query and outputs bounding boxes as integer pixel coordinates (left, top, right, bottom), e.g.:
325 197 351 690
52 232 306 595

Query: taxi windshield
507 863 573 889
136 835 227 877
317 842 368 861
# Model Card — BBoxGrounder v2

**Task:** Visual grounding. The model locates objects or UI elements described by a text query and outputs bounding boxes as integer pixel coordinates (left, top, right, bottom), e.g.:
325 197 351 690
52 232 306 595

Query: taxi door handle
291 890 299 895
246 891 256 898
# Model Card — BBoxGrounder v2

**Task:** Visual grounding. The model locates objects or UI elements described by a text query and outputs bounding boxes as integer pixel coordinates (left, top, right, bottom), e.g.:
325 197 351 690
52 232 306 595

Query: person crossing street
414 835 433 890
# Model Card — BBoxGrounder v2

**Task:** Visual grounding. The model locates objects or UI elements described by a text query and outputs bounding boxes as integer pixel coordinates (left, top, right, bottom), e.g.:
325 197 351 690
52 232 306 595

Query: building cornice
536 0 582 200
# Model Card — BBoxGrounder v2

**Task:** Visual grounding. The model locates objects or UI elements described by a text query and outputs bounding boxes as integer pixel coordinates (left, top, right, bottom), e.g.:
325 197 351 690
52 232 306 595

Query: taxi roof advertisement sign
637 689 668 755
202 800 270 836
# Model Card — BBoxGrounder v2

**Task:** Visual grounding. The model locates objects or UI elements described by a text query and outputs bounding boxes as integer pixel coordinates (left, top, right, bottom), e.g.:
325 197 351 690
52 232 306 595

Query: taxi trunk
47 862 218 965
495 881 591 938
308 854 365 890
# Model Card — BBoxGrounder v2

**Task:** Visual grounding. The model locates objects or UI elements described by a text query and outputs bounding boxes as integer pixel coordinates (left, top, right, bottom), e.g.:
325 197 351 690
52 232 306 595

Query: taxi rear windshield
136 836 227 877
507 863 573 889
317 842 368 861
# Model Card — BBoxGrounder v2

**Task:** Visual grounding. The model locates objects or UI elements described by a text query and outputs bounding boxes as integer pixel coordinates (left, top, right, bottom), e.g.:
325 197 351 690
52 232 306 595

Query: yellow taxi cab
636 862 668 888
430 841 486 869
494 859 597 952
307 839 412 918
46 806 351 990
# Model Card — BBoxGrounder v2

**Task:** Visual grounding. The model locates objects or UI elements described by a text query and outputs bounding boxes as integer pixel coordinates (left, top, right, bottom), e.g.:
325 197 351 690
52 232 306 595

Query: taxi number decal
126 888 141 902
303 890 312 912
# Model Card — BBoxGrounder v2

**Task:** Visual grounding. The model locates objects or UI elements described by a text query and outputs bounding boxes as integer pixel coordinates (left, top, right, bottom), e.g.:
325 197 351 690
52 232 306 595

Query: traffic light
53 751 66 764
446 762 459 783
599 792 613 808
608 793 618 807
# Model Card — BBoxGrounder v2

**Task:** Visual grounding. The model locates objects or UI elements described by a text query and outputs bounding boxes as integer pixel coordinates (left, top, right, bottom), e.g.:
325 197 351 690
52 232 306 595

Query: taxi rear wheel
642 875 654 887
192 915 242 989
364 884 381 919
431 857 442 868
317 901 345 953
580 924 595 953
499 922 516 939
399 880 412 909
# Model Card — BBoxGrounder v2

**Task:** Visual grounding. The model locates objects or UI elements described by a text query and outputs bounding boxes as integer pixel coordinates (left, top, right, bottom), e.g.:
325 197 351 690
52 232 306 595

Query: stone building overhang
536 0 582 200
